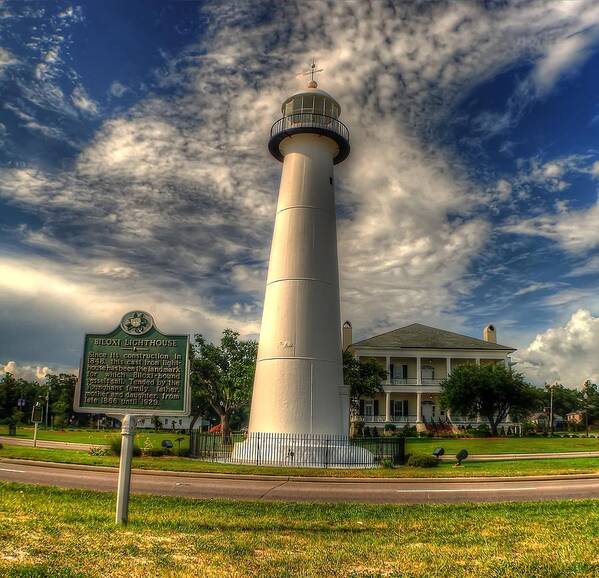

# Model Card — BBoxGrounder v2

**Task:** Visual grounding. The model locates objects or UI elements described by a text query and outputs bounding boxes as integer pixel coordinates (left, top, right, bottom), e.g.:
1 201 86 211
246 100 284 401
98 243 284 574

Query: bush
380 458 395 469
383 423 396 433
88 446 110 457
362 426 371 437
475 423 491 437
109 437 142 457
400 425 417 438
144 447 167 457
407 454 439 468
0 442 3 450
371 427 380 437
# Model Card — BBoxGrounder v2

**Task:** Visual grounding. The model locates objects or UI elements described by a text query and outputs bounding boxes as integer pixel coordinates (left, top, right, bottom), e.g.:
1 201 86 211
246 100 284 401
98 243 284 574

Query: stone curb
2 457 599 484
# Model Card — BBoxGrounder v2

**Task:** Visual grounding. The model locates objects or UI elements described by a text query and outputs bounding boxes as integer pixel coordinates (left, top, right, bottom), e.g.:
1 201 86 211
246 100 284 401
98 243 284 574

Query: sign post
115 414 136 524
74 311 190 525
31 402 43 448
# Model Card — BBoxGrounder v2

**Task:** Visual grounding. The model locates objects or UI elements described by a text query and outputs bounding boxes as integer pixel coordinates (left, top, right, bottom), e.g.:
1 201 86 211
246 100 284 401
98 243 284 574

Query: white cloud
513 282 560 297
0 360 56 382
0 46 17 75
71 85 99 116
109 80 128 98
516 309 599 386
504 196 599 253
532 28 599 96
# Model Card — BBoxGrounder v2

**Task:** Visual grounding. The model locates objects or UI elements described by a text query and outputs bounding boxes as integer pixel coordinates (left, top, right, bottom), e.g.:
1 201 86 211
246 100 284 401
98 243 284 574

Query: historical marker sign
74 311 190 416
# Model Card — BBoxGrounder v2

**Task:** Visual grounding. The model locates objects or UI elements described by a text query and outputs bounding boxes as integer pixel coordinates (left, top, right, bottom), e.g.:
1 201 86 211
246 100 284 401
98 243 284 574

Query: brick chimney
483 324 497 343
342 321 353 351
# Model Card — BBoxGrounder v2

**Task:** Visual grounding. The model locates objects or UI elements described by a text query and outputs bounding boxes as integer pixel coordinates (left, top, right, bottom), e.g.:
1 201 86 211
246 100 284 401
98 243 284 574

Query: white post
416 356 421 385
385 356 391 384
446 357 451 378
416 392 422 423
116 415 136 525
476 358 481 366
33 422 38 448
385 391 391 422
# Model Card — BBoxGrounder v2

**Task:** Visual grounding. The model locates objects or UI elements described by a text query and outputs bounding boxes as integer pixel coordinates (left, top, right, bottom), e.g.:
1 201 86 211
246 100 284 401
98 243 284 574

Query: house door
421 401 435 421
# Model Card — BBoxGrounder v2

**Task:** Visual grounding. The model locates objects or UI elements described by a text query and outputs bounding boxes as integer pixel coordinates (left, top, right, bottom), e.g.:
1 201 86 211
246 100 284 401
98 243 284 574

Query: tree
45 374 77 428
191 329 258 440
440 363 539 436
541 383 579 420
342 351 386 417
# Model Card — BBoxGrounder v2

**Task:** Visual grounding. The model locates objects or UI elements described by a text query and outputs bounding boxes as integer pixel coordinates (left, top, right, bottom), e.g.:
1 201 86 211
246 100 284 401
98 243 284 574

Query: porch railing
389 378 443 385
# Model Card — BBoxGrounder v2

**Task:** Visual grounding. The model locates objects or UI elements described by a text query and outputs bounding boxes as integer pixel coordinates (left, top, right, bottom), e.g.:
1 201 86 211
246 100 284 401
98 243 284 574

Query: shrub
383 423 396 433
475 423 491 437
371 427 380 437
0 442 3 449
407 454 439 468
109 437 142 457
380 458 395 469
400 425 417 438
362 426 371 437
145 447 166 457
88 446 110 457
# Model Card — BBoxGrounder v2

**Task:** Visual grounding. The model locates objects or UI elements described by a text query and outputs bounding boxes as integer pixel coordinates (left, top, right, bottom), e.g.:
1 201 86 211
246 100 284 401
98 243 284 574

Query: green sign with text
74 311 190 416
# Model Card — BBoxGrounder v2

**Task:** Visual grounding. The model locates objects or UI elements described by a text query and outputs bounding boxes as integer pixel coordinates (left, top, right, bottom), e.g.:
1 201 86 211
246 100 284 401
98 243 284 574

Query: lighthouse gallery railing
270 112 350 144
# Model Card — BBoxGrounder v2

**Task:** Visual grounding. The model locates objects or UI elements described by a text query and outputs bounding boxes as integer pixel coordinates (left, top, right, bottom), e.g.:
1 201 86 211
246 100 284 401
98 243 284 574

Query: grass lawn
2 445 598 478
2 426 599 455
0 482 598 577
0 425 190 451
405 436 599 455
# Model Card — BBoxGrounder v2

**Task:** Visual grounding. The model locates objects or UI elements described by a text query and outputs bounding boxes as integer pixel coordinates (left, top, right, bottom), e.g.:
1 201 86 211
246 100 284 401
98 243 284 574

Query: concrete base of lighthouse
231 432 376 468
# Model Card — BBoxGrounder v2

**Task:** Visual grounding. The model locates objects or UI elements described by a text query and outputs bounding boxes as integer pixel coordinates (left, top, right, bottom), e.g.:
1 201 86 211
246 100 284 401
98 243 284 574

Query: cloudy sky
1 0 599 387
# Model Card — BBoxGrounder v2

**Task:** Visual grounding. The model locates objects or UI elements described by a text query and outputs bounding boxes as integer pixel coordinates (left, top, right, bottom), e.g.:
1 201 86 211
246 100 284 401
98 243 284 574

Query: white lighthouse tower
232 66 373 467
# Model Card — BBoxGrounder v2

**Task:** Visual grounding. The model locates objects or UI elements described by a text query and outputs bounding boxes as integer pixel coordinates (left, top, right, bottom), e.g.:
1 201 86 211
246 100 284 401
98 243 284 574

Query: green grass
2 425 598 455
0 482 598 577
0 425 190 451
406 436 599 455
2 445 598 478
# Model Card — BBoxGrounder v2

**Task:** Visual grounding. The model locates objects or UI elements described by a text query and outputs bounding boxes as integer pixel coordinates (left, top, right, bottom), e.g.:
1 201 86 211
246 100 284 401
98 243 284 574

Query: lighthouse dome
281 84 342 119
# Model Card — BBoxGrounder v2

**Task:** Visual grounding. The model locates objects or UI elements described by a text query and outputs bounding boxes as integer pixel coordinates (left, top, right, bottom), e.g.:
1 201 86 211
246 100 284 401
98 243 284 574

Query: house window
363 400 374 416
392 400 408 417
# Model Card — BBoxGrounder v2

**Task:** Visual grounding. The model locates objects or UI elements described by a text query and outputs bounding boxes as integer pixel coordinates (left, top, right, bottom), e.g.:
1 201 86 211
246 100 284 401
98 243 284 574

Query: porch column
476 358 481 366
385 356 391 384
446 357 451 378
416 392 422 423
385 391 391 422
503 357 509 368
416 356 421 385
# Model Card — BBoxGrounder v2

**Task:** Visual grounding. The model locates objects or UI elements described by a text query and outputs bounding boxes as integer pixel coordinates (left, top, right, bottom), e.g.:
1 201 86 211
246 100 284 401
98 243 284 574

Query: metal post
33 422 38 448
549 385 554 435
116 415 136 525
45 385 51 428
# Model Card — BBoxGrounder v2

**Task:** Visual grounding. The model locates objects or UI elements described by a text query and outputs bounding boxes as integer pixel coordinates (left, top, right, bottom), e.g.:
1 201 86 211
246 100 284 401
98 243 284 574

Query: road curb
2 457 599 484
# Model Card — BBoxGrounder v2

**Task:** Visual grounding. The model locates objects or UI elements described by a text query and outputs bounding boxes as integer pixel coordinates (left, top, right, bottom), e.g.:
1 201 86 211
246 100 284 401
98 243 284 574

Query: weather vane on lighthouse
299 58 323 88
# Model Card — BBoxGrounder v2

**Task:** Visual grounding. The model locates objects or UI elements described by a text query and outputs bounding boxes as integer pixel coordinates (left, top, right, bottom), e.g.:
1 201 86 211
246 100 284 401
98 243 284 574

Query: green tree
440 363 539 436
45 373 77 428
542 383 579 419
342 351 386 416
191 329 258 439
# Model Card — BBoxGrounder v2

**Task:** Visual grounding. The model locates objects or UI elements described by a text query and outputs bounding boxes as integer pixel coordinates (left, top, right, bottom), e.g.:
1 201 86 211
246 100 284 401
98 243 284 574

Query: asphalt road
1 460 598 504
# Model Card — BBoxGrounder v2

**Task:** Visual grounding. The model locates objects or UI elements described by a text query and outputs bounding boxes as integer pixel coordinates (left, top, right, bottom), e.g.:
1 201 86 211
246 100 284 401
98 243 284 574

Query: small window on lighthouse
301 95 314 112
313 95 325 114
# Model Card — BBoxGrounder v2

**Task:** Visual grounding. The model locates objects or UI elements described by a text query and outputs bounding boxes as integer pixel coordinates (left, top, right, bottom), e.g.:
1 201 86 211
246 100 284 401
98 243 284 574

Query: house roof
352 323 516 351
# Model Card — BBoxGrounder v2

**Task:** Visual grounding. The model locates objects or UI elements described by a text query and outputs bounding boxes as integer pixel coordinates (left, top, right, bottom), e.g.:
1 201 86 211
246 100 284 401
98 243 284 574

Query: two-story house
344 321 516 430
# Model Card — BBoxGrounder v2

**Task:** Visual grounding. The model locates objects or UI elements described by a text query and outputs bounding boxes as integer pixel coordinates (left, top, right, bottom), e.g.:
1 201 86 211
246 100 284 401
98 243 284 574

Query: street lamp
545 382 556 435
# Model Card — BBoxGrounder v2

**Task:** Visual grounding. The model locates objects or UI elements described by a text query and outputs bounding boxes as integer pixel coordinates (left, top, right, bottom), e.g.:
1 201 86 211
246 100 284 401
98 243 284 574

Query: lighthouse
232 67 373 466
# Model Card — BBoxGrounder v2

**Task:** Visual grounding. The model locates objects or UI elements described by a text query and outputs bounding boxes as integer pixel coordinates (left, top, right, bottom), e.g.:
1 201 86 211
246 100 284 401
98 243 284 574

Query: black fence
189 432 405 468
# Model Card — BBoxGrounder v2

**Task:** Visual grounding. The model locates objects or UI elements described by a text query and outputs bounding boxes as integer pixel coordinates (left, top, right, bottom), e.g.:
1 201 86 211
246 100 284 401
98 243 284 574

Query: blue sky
1 0 599 386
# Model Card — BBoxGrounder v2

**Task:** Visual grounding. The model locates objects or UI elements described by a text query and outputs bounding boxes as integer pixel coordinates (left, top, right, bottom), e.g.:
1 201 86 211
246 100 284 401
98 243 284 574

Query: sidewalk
0 435 105 452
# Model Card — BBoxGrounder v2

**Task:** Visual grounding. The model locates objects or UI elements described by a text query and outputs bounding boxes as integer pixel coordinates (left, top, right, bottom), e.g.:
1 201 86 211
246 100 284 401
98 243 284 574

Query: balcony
389 378 443 386
268 113 350 165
